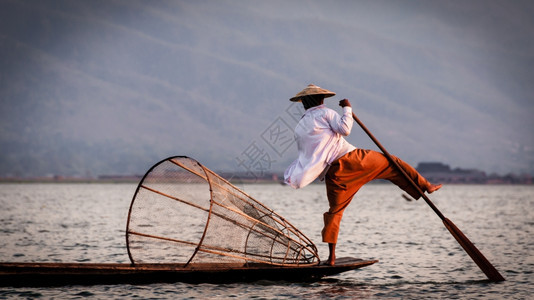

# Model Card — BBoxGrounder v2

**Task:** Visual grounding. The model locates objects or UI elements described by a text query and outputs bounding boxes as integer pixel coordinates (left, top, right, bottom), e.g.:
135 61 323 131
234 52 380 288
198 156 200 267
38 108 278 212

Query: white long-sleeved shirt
284 104 356 189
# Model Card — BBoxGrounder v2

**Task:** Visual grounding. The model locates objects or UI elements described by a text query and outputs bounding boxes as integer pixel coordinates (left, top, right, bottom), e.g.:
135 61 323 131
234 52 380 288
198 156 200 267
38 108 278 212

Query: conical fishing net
126 156 319 266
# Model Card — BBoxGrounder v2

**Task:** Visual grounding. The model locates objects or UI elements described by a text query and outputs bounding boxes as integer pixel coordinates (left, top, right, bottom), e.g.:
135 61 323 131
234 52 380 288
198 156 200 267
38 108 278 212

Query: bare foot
427 183 442 194
325 257 335 266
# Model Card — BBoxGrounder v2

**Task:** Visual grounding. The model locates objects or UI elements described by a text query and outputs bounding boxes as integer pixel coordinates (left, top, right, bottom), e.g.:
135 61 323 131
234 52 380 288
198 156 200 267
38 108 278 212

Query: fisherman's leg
322 149 383 233
322 191 351 245
368 151 441 199
322 150 370 265
322 196 350 266
327 243 336 266
322 152 366 245
322 171 354 266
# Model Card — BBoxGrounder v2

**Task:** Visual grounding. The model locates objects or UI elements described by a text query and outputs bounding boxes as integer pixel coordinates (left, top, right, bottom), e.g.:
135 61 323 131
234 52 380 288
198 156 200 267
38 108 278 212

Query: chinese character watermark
235 141 276 178
261 117 294 157
233 102 304 183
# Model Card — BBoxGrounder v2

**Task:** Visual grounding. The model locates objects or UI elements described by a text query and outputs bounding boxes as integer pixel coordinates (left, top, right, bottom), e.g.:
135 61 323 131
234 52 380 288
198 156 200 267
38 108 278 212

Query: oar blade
443 218 505 282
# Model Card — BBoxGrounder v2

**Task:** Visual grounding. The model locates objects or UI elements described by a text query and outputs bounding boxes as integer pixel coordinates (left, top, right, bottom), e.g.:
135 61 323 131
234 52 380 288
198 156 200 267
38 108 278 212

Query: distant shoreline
1 177 532 185
2 162 532 184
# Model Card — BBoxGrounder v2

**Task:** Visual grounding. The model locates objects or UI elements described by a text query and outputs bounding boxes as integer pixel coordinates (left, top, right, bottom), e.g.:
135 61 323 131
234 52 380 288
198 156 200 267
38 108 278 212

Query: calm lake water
0 183 532 299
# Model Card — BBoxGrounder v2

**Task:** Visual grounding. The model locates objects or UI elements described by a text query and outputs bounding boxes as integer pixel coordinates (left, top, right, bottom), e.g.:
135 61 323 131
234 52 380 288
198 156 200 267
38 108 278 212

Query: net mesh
126 156 319 266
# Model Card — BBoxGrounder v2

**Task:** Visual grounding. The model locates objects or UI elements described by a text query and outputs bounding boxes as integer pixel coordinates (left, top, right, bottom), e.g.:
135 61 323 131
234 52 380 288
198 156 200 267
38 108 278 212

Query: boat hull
0 257 377 286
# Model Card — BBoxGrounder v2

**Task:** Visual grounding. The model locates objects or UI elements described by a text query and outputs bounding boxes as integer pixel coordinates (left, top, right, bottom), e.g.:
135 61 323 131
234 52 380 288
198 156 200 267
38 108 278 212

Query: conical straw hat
290 84 336 102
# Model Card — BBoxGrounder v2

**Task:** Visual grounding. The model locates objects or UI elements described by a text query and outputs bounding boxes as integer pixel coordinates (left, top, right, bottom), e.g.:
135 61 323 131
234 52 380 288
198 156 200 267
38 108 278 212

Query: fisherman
284 84 442 266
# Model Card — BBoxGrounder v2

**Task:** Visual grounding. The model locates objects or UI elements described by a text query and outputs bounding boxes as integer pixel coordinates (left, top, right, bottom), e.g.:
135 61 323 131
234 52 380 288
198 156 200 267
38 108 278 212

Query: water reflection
0 183 532 299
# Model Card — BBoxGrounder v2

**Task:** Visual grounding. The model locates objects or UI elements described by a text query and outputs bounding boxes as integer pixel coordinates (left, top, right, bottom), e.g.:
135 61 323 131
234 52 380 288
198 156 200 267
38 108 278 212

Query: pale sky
0 0 533 177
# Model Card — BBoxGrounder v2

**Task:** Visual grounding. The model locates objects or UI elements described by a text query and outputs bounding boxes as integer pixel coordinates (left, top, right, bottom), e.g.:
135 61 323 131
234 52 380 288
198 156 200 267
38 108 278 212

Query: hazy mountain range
1 0 533 178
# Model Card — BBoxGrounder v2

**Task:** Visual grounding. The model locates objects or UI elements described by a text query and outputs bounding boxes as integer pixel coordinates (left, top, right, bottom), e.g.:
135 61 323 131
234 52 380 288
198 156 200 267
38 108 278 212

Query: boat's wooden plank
0 257 377 286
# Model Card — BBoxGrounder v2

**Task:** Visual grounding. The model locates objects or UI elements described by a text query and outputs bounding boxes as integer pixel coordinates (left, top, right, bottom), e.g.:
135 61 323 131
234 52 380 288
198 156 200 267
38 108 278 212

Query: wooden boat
2 157 377 286
0 257 377 286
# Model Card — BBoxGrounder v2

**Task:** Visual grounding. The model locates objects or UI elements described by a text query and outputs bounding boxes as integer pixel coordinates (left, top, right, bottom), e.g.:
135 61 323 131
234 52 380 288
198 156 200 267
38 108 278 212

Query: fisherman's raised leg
371 151 442 199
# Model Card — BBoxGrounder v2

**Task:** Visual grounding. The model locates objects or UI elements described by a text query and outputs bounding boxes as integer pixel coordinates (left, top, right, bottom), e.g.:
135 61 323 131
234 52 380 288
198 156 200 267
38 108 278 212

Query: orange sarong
322 149 431 243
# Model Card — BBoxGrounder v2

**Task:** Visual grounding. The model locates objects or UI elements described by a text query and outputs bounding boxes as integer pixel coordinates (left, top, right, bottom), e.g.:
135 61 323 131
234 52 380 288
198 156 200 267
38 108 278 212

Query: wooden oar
351 111 505 282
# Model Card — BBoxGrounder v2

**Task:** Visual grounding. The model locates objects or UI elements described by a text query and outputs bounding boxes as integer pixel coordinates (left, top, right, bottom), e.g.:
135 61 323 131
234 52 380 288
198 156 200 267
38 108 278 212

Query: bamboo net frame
126 156 319 267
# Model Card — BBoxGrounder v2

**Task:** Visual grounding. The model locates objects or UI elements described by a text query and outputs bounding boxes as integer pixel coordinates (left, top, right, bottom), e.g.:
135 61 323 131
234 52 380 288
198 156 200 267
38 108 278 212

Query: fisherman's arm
328 99 353 136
